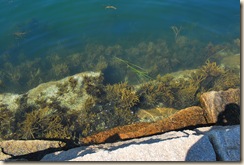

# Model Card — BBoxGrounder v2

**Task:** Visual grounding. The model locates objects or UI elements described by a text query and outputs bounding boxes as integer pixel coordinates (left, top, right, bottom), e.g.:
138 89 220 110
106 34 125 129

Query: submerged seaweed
0 36 240 141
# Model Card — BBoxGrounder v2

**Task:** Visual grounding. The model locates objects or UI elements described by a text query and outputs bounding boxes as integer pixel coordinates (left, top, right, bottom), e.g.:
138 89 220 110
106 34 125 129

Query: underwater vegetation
0 36 240 141
135 60 240 110
0 106 15 140
0 59 240 141
18 107 70 139
0 36 240 94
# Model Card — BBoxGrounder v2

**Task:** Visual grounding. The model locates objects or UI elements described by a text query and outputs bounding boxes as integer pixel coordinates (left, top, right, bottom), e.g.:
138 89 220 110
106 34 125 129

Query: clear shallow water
0 0 240 57
0 0 241 141
0 0 240 93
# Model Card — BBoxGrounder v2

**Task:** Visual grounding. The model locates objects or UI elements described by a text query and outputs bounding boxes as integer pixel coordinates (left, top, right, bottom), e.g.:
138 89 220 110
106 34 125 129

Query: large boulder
200 88 240 123
0 71 102 113
0 71 103 140
194 125 240 161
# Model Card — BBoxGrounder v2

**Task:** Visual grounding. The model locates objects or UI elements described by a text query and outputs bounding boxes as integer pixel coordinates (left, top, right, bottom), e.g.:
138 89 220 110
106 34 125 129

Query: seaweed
68 77 78 90
18 107 70 140
213 69 240 91
114 57 152 82
0 106 15 140
83 75 105 98
171 25 182 39
196 60 225 91
105 82 139 110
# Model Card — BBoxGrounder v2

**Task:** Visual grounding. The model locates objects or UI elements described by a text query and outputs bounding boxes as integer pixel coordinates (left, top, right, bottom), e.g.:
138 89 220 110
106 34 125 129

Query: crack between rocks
1 147 15 157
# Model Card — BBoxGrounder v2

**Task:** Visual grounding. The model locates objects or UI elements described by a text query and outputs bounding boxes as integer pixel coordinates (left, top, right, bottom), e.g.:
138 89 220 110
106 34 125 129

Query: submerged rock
220 54 240 70
136 107 178 122
26 71 102 111
0 71 103 140
0 71 102 112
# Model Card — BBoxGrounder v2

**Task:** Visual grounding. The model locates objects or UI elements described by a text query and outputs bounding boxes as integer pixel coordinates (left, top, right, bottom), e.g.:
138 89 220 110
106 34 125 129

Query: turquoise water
0 0 241 141
0 0 240 93
0 0 240 57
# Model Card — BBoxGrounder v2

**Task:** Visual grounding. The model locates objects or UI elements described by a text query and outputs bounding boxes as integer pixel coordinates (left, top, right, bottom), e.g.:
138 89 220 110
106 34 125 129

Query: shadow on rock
185 103 240 161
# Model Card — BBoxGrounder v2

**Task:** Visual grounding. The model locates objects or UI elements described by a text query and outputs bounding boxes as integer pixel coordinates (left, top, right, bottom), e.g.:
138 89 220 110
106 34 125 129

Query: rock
0 71 101 113
80 106 208 144
195 125 240 161
200 88 240 123
0 71 103 139
0 93 20 113
220 54 240 70
136 107 178 122
0 149 11 161
42 129 215 161
26 71 102 111
41 125 240 161
0 140 66 161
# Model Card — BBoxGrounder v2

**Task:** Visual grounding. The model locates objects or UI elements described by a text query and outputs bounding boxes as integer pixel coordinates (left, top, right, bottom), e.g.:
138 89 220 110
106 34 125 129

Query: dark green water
0 0 240 93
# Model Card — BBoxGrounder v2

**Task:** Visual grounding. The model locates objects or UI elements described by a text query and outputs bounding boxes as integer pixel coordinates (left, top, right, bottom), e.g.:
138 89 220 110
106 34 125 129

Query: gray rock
0 140 66 161
41 125 240 161
202 125 240 161
41 129 215 161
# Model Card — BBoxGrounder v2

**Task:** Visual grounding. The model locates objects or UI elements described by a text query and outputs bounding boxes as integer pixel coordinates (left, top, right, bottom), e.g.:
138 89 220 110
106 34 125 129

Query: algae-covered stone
0 93 20 113
0 71 103 140
26 71 102 111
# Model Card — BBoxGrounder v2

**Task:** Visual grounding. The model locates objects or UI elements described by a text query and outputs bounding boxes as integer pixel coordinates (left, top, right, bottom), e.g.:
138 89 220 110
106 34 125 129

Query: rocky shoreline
0 124 240 161
41 125 240 161
0 69 240 161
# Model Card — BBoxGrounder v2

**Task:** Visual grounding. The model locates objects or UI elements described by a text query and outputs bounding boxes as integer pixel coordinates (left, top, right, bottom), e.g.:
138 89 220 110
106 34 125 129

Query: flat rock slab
41 125 240 161
80 106 208 144
0 140 66 161
41 131 209 161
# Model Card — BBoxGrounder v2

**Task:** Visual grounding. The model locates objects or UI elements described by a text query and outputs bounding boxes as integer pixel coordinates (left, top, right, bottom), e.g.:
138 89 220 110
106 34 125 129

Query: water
0 0 241 141
0 0 240 93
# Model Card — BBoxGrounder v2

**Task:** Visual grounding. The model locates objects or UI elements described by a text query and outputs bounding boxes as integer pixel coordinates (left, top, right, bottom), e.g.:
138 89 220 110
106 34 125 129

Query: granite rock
41 125 240 161
80 106 208 144
195 125 240 161
0 140 66 161
200 88 240 123
42 129 215 161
